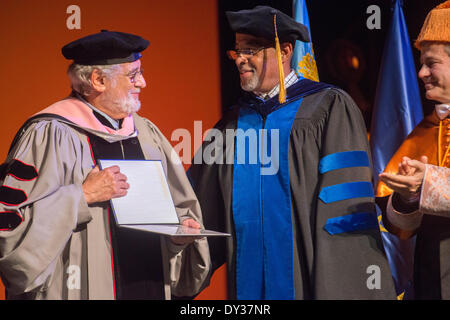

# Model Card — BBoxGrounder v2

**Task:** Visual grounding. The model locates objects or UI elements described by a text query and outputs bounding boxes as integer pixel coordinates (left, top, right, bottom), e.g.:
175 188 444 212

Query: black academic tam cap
226 5 310 44
62 30 149 65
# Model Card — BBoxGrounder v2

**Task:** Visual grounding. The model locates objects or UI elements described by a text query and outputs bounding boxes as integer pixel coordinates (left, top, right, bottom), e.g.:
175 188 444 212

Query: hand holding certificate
97 159 230 238
169 218 202 245
82 165 130 204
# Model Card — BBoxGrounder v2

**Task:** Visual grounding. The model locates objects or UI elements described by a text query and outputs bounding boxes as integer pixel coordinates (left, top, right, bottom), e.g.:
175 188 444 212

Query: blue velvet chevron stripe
319 151 370 174
232 98 303 300
324 212 379 235
319 181 374 204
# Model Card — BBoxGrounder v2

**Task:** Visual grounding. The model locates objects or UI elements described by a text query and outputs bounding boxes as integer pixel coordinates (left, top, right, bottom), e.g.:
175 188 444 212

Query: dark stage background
217 0 442 129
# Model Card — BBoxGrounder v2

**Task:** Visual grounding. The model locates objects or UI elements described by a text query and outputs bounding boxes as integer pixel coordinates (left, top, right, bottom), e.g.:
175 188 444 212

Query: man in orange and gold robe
377 1 450 299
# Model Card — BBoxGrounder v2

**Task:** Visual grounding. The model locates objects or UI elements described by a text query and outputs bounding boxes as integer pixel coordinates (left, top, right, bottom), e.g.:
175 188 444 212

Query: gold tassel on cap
273 13 286 104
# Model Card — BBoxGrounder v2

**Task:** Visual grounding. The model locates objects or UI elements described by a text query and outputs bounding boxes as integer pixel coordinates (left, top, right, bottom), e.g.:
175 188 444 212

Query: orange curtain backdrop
0 0 225 299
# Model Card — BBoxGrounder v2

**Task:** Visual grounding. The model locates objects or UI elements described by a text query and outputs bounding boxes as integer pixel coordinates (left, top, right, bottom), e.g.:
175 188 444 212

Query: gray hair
67 63 120 97
420 41 450 57
445 44 450 57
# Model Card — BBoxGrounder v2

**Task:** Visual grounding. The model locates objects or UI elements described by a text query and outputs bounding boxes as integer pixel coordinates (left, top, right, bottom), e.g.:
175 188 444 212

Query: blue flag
291 0 319 81
370 0 423 181
370 0 423 300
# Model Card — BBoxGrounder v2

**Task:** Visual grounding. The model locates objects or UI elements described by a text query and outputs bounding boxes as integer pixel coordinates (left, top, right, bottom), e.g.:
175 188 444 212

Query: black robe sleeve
288 88 396 299
187 108 238 296
189 88 397 299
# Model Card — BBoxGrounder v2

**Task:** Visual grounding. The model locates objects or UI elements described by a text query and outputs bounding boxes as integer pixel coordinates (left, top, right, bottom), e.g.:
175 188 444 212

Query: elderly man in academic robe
0 30 210 300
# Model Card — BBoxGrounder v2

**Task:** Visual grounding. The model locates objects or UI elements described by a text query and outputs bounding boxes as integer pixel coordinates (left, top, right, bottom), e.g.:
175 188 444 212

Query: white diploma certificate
97 159 230 237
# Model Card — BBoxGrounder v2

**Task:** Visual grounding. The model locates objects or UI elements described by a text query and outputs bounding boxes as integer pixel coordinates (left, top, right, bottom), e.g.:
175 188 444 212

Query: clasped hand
379 155 428 201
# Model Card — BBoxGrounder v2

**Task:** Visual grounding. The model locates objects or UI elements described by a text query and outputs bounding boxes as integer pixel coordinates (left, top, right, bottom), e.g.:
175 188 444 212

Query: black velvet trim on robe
0 210 23 230
0 186 28 206
86 114 165 300
3 159 39 181
414 215 450 299
3 111 166 299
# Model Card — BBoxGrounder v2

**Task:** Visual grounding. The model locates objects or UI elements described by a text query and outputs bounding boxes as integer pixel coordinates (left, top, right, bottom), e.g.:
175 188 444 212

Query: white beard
240 69 260 92
102 86 141 116
119 92 141 114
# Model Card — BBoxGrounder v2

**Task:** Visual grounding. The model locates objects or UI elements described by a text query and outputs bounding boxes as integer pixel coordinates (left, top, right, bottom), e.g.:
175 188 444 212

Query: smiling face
234 33 281 95
96 59 146 119
418 42 450 104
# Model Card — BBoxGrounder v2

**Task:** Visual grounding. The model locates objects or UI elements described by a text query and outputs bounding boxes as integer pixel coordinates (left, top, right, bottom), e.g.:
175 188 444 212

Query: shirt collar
435 103 450 120
255 70 299 101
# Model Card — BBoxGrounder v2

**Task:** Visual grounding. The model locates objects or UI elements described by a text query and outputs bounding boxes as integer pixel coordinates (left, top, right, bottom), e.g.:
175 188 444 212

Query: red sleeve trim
0 210 23 231
0 186 28 206
7 159 39 181
86 136 97 166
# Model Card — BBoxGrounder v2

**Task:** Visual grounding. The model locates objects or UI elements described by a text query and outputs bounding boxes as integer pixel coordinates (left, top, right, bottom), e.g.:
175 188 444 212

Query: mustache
238 66 256 73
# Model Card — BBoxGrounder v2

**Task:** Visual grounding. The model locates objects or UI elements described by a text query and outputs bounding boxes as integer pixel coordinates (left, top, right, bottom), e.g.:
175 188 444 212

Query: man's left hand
170 218 204 246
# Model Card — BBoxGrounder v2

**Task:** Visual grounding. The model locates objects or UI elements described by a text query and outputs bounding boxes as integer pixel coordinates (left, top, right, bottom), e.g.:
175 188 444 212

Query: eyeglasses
226 47 268 60
125 68 144 83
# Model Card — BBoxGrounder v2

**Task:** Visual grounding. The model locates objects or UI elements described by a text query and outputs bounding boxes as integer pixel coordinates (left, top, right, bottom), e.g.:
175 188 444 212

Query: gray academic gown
0 97 210 299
